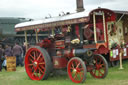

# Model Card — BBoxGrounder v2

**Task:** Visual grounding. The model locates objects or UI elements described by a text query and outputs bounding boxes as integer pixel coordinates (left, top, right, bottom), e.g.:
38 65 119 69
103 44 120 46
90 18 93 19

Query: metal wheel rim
25 48 46 80
67 58 86 83
90 55 107 78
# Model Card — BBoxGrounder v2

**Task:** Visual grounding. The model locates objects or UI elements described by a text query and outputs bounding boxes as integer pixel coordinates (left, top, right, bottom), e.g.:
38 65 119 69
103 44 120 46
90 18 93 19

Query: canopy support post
24 31 28 51
35 29 38 43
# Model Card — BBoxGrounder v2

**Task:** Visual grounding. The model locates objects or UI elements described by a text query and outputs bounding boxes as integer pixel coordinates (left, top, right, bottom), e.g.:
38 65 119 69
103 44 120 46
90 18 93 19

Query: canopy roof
15 11 89 32
15 8 128 32
113 10 128 15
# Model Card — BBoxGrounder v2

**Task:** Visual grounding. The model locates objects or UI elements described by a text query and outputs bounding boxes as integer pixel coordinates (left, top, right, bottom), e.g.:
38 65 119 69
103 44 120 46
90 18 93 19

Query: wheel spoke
38 66 45 74
90 55 108 79
78 72 84 79
30 66 34 72
98 70 100 76
34 52 36 60
39 56 44 62
94 69 96 74
30 54 34 60
100 65 105 70
39 70 41 77
40 65 45 70
99 59 102 64
35 69 38 77
73 72 78 80
32 69 36 76
30 58 34 63
39 62 45 65
37 53 42 61
99 70 104 76
95 58 97 63
70 67 74 70
76 62 80 69
75 61 78 67
36 50 38 57
71 63 75 69
28 64 33 66
100 64 104 67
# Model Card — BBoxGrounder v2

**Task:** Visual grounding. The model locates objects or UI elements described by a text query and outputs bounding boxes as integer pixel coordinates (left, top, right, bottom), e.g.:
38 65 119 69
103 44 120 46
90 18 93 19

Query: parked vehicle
15 0 128 83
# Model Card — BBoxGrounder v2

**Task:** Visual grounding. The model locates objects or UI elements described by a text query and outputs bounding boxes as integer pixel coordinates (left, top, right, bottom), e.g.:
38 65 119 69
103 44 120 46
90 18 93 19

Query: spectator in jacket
13 42 24 67
3 44 13 70
4 44 13 57
0 45 3 71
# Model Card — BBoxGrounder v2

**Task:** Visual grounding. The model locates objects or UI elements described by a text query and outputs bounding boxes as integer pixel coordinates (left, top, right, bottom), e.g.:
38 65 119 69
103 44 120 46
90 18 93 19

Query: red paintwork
75 25 80 39
23 8 128 83
52 56 68 69
84 27 93 39
87 8 128 62
55 40 65 49
90 55 107 78
89 8 116 22
67 58 86 83
25 47 46 80
86 65 94 72
63 49 75 58
56 49 75 59
84 43 108 54
95 43 109 54
37 38 52 48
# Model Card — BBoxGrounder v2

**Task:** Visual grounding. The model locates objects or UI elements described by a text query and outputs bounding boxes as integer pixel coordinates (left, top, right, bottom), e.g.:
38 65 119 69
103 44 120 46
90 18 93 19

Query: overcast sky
0 0 128 19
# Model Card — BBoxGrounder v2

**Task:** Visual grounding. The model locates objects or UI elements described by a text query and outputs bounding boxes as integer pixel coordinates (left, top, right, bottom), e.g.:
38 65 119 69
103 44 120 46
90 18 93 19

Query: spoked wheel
90 54 108 78
67 57 86 83
111 60 119 67
25 46 52 80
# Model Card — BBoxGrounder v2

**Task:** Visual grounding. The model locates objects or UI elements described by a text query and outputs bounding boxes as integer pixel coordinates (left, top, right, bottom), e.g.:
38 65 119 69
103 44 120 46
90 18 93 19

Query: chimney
76 0 85 12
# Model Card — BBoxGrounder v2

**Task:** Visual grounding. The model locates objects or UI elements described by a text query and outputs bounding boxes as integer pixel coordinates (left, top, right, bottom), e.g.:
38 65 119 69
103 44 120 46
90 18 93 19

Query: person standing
3 44 13 70
0 45 4 71
4 44 13 57
12 42 24 67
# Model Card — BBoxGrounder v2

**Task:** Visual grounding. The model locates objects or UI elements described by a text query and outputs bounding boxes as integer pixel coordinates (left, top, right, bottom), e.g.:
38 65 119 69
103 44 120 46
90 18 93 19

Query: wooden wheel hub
33 61 38 67
72 69 77 74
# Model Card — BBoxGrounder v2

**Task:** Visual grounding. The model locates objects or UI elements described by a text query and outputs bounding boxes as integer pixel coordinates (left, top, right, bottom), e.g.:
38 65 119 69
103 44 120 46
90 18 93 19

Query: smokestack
76 0 85 12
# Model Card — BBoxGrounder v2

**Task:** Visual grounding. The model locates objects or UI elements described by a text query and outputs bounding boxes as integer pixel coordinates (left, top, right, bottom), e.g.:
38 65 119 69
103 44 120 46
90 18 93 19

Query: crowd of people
0 42 26 71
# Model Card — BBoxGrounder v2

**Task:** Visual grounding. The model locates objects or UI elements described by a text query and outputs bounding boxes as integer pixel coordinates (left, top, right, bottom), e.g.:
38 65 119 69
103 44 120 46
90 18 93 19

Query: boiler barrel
73 49 93 57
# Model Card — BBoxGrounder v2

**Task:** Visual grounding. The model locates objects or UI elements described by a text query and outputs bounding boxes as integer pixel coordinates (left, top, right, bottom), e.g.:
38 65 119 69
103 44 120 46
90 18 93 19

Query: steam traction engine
15 8 125 83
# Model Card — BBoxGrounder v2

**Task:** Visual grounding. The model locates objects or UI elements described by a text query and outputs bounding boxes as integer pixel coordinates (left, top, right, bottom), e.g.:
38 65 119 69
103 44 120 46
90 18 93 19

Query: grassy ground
0 60 128 85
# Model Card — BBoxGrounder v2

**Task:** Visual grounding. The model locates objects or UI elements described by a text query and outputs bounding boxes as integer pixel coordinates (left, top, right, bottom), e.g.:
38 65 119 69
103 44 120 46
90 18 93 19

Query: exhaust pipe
76 0 85 12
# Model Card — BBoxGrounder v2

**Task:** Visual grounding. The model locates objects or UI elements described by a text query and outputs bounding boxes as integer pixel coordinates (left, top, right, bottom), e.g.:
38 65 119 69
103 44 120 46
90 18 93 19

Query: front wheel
67 57 87 83
25 46 52 80
90 54 108 79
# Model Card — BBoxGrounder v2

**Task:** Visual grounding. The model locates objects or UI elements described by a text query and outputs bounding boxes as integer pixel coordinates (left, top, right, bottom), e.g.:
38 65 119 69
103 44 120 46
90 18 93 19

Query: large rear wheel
25 46 52 80
67 57 87 83
90 54 108 78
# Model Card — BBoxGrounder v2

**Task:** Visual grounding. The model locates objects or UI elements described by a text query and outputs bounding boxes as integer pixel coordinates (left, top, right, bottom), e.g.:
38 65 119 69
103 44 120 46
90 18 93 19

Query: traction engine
14 0 128 83
24 22 108 83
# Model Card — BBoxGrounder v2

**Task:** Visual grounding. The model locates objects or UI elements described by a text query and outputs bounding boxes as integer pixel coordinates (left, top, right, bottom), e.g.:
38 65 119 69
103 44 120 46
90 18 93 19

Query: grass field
0 60 128 85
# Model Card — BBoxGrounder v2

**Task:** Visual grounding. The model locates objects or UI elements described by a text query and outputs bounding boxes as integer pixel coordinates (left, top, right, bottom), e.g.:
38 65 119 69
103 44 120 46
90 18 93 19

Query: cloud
83 0 128 12
0 0 127 19
0 0 76 19
84 0 116 5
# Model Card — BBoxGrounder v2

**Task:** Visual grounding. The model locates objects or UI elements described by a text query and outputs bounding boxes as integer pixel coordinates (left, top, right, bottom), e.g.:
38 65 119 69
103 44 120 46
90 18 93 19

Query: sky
0 0 128 19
